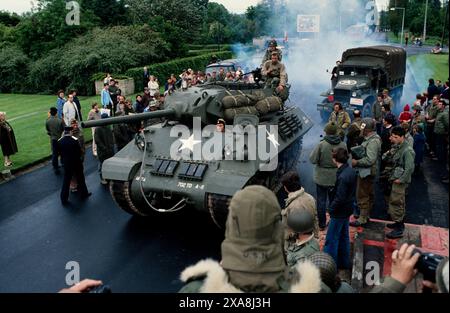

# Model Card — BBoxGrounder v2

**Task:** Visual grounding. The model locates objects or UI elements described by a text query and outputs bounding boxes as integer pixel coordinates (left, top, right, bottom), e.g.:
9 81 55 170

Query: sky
0 0 390 15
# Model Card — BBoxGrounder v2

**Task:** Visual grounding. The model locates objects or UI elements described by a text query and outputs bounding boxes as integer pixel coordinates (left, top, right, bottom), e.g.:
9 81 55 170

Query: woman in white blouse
148 75 159 97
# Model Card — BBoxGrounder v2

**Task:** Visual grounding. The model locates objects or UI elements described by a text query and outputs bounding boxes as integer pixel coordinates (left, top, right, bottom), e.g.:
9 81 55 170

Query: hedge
125 51 233 93
187 48 226 57
187 44 232 50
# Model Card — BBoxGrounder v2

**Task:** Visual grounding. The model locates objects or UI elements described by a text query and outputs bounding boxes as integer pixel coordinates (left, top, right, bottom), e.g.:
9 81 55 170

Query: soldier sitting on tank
216 118 225 133
261 39 283 65
261 51 288 100
285 210 320 268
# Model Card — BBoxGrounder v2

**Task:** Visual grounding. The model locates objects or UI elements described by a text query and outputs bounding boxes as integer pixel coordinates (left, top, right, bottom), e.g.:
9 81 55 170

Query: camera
413 249 445 282
88 284 112 293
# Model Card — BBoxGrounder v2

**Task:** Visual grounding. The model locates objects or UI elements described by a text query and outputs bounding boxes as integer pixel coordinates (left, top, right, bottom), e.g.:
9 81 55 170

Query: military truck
82 81 313 228
317 45 406 120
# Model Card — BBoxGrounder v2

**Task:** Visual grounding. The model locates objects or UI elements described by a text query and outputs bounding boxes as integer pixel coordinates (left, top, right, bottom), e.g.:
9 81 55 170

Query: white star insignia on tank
266 130 280 148
178 134 201 152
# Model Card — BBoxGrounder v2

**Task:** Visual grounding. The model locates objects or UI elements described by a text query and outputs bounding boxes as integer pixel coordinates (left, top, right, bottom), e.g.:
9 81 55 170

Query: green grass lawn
408 53 449 84
0 94 101 172
387 31 448 46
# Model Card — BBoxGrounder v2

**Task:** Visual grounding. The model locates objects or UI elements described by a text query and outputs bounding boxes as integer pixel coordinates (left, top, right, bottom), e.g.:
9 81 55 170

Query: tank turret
83 83 313 228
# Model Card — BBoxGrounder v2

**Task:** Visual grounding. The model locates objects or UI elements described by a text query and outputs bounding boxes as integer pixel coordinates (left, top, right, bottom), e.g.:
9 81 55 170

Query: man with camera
349 118 381 228
384 126 415 239
372 243 448 293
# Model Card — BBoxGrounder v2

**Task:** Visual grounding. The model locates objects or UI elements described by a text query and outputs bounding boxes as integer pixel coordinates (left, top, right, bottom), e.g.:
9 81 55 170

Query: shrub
26 25 169 96
0 45 30 93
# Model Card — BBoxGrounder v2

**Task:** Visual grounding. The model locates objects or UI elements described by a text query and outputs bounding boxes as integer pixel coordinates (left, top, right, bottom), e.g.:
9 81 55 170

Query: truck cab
318 46 406 120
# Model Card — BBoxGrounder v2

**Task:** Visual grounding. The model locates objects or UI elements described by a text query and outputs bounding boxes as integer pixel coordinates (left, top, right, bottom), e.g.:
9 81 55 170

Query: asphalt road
0 42 448 293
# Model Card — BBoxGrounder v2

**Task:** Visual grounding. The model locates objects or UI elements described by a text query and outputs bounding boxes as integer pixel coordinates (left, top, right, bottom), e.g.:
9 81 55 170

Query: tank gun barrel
81 109 176 128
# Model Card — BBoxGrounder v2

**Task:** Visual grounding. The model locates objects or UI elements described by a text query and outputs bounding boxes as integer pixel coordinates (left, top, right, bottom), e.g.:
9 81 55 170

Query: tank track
208 137 303 229
110 180 149 217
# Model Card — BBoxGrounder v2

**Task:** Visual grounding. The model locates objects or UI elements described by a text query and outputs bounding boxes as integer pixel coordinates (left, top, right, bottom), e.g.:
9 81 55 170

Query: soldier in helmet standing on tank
261 39 283 65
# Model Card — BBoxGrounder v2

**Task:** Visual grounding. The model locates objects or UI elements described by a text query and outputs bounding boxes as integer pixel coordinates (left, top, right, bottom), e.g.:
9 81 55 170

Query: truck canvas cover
342 45 406 86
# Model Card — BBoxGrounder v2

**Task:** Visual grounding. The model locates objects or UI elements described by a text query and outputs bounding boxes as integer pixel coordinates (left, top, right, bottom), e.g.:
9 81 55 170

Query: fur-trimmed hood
180 259 322 293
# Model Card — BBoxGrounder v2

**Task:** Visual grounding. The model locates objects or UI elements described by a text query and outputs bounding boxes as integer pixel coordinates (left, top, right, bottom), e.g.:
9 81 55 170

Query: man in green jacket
425 95 440 156
45 107 65 172
434 100 449 183
310 122 347 230
350 118 381 227
385 126 415 239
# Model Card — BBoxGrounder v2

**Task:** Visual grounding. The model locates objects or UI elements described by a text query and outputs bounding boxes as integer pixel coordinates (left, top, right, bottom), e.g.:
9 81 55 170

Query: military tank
82 81 313 228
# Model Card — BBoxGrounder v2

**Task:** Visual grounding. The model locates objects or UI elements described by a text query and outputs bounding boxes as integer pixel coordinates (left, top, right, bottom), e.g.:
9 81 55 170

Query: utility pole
423 0 429 43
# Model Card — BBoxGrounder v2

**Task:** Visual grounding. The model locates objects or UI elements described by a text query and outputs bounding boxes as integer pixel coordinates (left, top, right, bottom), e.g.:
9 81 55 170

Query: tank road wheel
110 180 150 217
207 193 232 229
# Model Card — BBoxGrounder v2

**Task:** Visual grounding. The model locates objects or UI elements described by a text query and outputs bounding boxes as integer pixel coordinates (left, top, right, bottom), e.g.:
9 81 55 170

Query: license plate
350 98 363 106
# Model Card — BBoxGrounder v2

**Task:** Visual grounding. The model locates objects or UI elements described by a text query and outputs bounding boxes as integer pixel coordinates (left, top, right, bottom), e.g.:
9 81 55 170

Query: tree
0 11 21 26
82 0 129 26
125 0 208 50
14 0 100 59
0 45 30 93
27 25 169 95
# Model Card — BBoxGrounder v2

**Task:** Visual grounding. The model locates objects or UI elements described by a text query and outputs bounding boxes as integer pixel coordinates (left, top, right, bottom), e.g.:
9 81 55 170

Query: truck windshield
339 67 369 77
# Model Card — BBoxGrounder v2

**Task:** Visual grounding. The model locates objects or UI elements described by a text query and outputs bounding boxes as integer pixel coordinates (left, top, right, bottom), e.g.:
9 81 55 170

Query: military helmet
287 210 315 234
269 39 278 47
308 252 338 291
360 117 375 131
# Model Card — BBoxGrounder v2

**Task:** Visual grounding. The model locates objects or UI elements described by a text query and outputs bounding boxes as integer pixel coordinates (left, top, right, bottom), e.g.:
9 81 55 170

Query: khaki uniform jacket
329 111 351 135
261 60 287 86
390 140 415 184
354 132 382 176
310 136 347 186
262 48 283 64
282 188 320 239
383 96 395 111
